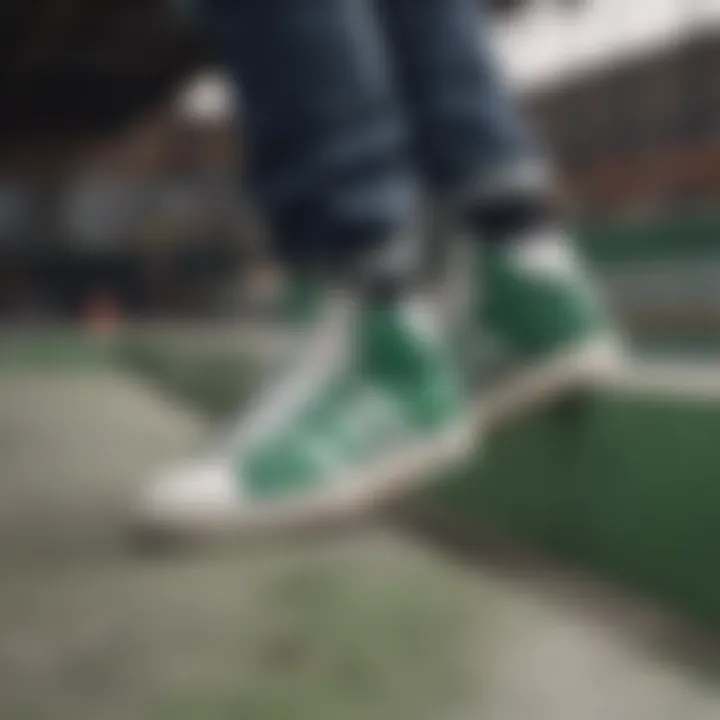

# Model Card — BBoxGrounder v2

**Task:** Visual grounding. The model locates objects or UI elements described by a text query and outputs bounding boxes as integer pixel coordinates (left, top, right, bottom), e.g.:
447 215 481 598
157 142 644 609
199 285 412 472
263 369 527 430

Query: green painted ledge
428 379 720 627
580 213 720 265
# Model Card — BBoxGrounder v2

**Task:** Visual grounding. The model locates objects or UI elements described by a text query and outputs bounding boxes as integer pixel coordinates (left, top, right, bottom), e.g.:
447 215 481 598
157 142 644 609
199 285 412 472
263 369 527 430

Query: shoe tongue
359 295 443 382
363 295 441 343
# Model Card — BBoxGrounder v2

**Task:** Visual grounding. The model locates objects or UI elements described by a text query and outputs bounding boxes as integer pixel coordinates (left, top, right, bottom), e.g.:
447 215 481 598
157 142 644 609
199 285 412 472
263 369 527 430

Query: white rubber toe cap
138 461 241 529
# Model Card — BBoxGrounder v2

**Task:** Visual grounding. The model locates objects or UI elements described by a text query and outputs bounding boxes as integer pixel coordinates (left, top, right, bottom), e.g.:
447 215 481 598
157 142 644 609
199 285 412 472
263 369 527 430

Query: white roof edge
494 0 720 94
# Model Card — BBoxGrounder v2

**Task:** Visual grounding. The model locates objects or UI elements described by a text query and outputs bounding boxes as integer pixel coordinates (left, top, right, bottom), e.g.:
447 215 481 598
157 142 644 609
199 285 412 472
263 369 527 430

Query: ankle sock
467 193 557 247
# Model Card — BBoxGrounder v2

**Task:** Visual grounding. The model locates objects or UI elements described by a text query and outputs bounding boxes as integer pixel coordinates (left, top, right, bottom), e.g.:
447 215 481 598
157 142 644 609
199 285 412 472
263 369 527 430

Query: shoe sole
483 334 626 433
130 420 478 546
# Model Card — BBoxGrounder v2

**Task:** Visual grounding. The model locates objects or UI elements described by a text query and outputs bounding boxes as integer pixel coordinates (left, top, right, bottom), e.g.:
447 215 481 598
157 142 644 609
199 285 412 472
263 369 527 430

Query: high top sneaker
476 225 623 427
135 289 473 539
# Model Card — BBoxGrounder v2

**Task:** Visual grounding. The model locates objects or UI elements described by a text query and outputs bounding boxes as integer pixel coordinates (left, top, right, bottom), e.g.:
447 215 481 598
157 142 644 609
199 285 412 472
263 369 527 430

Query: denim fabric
203 0 536 266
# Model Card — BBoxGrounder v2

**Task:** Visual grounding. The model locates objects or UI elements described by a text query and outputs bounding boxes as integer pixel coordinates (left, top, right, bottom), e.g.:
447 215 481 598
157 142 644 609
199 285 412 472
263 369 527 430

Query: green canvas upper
238 298 465 501
480 232 610 358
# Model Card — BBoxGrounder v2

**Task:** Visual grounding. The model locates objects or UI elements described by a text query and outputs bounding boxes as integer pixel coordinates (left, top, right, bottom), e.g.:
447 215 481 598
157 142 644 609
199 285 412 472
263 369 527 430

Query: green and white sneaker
136 295 473 539
477 227 625 427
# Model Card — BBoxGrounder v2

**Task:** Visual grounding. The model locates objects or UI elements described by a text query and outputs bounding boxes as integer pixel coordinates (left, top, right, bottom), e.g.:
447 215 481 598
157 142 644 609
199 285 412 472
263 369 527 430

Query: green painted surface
0 332 120 370
120 340 258 418
579 213 720 265
430 389 720 625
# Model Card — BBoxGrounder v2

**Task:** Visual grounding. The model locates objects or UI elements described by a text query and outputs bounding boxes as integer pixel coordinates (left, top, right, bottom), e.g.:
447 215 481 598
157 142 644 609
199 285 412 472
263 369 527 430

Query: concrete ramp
1 370 720 719
0 371 202 557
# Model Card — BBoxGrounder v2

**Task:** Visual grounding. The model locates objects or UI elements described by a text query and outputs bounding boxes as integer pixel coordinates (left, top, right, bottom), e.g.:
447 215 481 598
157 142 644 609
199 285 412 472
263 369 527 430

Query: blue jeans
204 0 538 268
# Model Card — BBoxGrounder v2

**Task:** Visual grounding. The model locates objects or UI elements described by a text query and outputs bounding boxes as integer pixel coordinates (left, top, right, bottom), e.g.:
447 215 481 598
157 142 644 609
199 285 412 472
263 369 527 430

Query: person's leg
378 0 537 198
136 0 472 538
203 0 414 272
379 0 620 425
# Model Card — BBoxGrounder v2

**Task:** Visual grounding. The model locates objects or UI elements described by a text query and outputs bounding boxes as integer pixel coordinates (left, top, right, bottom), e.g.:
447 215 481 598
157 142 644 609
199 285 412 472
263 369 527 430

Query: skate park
3 234 720 718
3 0 720 718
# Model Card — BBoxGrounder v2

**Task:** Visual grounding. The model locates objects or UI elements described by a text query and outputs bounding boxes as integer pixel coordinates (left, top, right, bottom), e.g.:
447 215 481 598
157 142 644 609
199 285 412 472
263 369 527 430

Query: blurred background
2 2 720 719
0 0 719 331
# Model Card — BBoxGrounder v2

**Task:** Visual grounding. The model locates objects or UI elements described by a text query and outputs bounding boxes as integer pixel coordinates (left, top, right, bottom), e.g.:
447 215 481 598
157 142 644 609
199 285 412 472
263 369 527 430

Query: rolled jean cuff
445 156 555 215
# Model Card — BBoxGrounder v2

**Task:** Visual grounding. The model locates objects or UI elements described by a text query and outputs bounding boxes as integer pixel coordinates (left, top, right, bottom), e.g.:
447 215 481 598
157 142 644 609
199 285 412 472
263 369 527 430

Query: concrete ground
1 369 720 719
